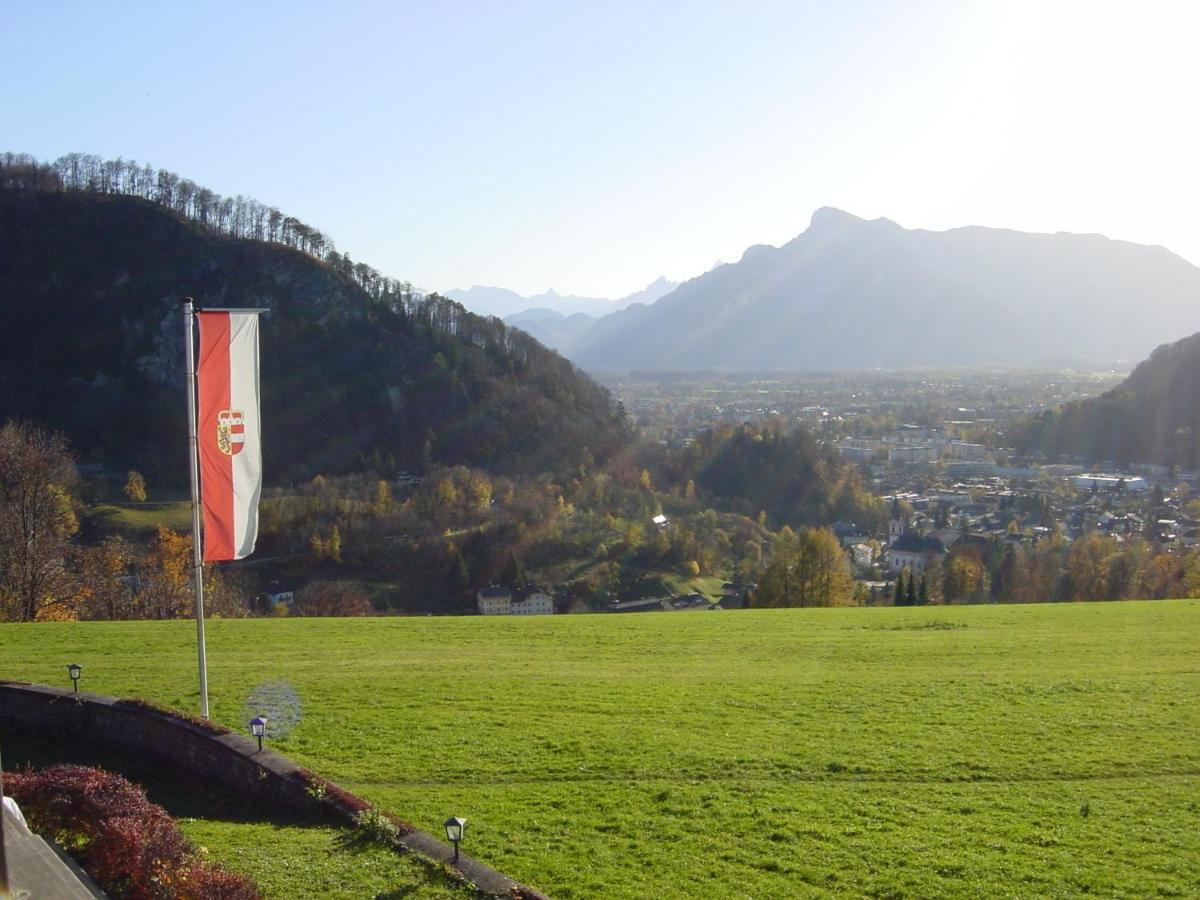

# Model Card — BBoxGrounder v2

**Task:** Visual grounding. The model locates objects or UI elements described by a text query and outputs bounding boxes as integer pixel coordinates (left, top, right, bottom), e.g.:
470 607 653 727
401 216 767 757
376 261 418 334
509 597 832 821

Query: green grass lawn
663 572 727 600
2 601 1199 898
87 499 193 535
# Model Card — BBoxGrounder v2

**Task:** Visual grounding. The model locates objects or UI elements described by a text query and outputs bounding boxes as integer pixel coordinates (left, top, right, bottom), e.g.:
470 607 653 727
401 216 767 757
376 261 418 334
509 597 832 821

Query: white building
510 589 554 615
946 441 990 461
477 586 512 615
477 585 554 615
1072 474 1148 493
887 532 948 575
851 543 876 569
888 445 939 464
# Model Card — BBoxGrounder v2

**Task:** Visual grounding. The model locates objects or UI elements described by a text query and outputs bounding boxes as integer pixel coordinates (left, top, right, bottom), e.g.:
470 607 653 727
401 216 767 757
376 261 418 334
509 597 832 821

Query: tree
993 544 1032 604
124 470 147 503
78 537 136 620
0 421 81 621
795 527 855 607
501 551 528 590
1063 532 1113 601
755 526 799 607
137 526 192 619
757 527 853 607
293 581 371 616
944 548 987 602
373 480 393 515
327 525 343 564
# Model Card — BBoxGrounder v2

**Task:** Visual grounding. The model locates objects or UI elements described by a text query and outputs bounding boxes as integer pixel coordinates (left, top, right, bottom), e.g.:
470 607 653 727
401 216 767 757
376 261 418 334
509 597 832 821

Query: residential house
477 586 512 615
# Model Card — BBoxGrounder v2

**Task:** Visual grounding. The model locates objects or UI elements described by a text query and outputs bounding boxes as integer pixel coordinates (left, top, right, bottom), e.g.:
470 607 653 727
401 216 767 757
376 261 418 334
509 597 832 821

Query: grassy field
2 602 1198 898
87 499 193 535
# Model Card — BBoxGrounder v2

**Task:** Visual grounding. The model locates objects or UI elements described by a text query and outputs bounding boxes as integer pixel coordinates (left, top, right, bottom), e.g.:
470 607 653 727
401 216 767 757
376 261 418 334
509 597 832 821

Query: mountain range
538 209 1200 372
446 276 678 320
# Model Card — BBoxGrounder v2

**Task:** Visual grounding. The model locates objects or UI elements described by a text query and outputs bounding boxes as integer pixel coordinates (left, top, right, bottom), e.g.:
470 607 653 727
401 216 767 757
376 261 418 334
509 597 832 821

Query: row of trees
907 533 1200 606
0 421 249 622
0 151 415 304
752 526 855 607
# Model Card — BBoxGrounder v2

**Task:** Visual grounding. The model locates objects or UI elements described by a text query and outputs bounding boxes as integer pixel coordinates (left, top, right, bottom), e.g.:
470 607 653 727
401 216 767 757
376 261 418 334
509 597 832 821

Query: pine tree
918 576 928 606
893 570 906 606
905 572 917 607
501 551 528 590
328 525 343 564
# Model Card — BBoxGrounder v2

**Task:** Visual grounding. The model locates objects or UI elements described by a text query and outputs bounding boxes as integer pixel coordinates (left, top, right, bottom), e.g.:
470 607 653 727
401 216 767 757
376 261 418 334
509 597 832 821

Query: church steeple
888 498 905 546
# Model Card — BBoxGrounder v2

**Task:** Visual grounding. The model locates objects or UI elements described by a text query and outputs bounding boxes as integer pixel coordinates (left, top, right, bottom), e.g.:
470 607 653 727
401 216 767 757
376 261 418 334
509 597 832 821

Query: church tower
888 498 905 546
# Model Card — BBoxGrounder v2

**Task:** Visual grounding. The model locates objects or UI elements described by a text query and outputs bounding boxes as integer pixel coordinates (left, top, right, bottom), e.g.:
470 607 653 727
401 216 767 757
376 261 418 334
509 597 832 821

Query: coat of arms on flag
217 409 245 456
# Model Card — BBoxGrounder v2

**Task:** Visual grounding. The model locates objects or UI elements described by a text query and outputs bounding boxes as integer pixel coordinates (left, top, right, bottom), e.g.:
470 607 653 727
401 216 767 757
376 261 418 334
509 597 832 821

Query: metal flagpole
183 297 210 719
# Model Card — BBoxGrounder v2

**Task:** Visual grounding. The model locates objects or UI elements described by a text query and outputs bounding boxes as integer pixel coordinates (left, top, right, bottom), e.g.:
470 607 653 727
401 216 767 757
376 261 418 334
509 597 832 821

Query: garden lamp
444 816 467 862
250 716 267 752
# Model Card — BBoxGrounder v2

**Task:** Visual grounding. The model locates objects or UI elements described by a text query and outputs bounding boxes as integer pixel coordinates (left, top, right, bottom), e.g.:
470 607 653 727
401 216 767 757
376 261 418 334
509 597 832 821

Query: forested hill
1014 331 1200 469
0 177 631 482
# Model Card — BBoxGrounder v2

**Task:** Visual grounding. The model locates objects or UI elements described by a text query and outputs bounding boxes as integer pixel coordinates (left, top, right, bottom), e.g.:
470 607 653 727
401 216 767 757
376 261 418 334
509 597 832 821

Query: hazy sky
5 0 1198 298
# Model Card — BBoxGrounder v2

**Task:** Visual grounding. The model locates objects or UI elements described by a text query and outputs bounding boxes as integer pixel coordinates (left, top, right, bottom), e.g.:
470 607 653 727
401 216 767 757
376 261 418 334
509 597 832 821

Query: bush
292 581 372 616
5 764 260 899
296 768 415 835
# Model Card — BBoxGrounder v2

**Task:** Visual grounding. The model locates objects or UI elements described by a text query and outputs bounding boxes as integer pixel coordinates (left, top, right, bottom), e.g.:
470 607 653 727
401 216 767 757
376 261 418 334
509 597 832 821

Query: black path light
250 716 267 752
67 663 82 693
444 816 467 862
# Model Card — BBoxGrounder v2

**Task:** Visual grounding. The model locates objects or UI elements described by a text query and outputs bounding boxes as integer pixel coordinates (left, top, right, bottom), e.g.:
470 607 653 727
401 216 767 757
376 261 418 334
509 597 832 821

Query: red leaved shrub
5 765 259 899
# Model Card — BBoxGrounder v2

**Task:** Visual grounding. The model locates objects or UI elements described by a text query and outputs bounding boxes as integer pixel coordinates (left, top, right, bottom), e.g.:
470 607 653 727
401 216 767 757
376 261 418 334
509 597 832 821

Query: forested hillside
0 154 631 482
1015 331 1200 469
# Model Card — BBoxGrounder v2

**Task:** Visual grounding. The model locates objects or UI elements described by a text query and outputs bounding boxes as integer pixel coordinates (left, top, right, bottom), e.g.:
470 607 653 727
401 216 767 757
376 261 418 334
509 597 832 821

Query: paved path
3 798 105 899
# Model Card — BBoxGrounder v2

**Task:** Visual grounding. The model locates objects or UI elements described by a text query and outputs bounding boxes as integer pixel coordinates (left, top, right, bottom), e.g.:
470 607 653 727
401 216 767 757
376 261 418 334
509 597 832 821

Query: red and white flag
197 311 262 561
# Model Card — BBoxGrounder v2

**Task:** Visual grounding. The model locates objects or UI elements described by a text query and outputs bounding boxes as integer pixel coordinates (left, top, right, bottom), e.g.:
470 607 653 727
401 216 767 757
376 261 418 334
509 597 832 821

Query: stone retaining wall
0 681 547 899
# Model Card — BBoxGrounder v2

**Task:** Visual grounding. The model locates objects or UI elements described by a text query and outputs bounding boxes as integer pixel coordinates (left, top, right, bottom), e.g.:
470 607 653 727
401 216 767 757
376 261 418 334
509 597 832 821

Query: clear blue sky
5 0 1198 298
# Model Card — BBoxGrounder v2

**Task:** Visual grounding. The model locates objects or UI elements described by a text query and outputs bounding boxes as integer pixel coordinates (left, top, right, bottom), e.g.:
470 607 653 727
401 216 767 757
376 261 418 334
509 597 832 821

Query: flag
197 310 262 561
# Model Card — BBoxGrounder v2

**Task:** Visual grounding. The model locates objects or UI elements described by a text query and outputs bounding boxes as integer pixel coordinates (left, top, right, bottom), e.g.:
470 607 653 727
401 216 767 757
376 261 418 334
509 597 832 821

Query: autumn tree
77 537 136 620
293 581 372 616
756 526 853 607
0 421 81 621
137 526 193 619
943 546 987 602
1062 532 1113 601
124 470 147 503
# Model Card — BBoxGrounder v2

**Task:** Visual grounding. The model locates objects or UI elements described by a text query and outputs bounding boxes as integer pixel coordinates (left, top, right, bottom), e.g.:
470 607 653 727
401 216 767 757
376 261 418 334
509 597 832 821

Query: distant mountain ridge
447 276 678 320
502 308 598 354
564 208 1200 372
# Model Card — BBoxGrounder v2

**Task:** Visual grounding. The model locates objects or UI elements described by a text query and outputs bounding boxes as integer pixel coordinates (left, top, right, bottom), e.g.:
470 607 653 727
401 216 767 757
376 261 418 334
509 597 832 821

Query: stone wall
0 681 547 899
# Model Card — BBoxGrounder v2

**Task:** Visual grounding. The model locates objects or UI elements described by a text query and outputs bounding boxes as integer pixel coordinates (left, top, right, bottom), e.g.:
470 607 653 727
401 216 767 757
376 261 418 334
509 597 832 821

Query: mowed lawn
2 601 1199 898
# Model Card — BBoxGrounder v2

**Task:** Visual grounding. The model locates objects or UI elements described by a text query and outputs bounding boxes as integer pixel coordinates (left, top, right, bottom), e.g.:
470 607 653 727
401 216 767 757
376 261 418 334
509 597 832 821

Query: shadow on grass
3 731 320 828
4 734 479 899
